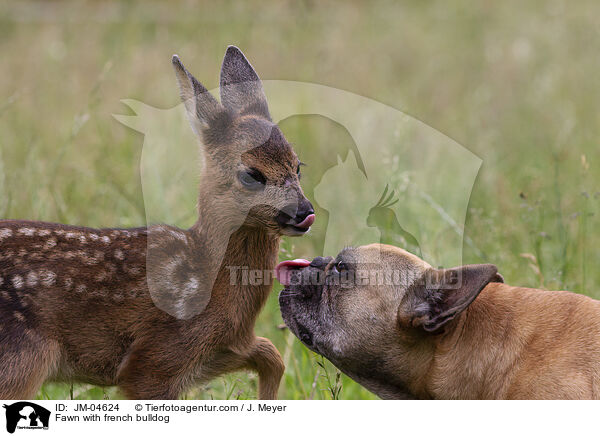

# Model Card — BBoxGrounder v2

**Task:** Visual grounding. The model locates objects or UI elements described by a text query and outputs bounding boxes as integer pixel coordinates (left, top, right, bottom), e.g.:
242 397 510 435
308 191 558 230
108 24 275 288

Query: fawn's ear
219 46 271 120
398 264 501 333
172 55 223 135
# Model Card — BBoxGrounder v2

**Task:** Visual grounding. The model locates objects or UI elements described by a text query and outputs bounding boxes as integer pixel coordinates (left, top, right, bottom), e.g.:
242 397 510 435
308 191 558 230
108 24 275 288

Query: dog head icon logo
3 402 50 433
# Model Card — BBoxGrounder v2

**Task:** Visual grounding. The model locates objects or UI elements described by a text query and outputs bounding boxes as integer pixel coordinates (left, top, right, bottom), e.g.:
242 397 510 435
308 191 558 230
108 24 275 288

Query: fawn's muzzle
276 196 315 235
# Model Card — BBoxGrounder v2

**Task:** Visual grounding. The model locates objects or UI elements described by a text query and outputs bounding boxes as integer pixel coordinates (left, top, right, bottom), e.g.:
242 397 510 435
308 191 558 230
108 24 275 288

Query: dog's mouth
277 257 329 350
279 286 317 348
295 321 314 347
275 258 312 286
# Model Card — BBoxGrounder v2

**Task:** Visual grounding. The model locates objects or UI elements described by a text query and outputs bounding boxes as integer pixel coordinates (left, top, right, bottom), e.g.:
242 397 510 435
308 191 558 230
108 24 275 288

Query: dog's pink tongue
275 259 311 286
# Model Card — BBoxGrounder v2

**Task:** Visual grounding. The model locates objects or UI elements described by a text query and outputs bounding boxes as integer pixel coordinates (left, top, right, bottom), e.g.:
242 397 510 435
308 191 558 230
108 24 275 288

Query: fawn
0 46 315 399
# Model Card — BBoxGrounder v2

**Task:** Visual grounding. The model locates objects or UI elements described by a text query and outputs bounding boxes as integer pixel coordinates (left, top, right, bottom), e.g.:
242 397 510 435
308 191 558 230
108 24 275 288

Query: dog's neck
417 283 517 399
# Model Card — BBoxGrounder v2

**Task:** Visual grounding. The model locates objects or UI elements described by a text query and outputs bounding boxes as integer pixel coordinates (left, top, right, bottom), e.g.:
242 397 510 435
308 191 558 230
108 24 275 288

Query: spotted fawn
0 46 315 399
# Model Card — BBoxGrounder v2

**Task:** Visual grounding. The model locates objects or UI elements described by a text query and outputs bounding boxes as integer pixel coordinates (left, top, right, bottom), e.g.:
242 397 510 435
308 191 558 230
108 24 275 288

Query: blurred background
1 0 599 399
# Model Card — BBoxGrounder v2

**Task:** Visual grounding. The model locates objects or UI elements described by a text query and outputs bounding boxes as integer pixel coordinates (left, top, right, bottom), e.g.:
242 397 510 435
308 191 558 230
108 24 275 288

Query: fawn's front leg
246 337 285 400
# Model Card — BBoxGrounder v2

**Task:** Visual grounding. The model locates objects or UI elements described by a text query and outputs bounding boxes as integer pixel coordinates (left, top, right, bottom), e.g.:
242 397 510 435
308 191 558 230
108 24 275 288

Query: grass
0 0 599 399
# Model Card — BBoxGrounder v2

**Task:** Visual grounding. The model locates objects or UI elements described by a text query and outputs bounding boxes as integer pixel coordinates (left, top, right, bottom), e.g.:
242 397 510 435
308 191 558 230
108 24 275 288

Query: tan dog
278 244 600 399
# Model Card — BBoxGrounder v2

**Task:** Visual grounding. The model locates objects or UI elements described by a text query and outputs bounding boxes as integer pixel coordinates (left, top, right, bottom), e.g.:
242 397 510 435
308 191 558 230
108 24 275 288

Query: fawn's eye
297 161 305 179
238 169 266 190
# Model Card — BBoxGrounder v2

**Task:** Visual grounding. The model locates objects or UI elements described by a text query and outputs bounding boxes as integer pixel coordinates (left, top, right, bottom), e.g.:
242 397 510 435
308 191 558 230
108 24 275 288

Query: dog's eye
335 261 348 272
238 169 266 190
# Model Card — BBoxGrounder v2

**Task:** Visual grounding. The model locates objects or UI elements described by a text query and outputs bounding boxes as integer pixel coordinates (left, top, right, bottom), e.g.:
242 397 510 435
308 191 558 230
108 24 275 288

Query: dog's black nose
310 256 333 269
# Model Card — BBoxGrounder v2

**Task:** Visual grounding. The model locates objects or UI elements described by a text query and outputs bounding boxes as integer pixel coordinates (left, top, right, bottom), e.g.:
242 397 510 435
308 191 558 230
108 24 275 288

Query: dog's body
0 47 314 400
419 282 600 400
278 244 600 399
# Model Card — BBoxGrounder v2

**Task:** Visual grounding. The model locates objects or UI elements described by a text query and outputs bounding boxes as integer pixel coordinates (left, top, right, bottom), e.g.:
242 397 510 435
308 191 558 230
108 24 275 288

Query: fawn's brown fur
0 46 314 399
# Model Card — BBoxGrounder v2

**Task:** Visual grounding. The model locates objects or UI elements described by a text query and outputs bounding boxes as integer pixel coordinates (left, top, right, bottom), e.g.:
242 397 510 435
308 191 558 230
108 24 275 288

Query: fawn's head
172 46 314 236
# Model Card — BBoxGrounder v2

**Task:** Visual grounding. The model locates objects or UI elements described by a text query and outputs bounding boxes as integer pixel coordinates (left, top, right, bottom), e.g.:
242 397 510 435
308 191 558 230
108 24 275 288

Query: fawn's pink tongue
275 259 311 286
294 214 315 229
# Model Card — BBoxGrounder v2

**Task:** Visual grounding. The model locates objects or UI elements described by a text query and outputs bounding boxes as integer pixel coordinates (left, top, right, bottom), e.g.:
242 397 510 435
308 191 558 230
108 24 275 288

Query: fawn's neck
191 196 280 329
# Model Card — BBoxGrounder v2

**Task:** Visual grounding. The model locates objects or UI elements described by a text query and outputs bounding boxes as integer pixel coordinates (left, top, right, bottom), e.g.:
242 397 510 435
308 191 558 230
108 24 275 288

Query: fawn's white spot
38 229 51 236
1 291 9 299
101 236 111 244
65 251 77 259
64 277 73 290
0 228 13 240
170 230 187 242
44 238 57 249
0 277 3 286
95 271 108 282
89 233 99 241
18 248 27 257
65 232 79 239
26 272 38 287
79 235 87 244
40 270 56 287
76 284 87 293
13 311 25 322
17 228 35 236
82 251 103 265
12 275 24 289
114 249 125 260
54 229 65 235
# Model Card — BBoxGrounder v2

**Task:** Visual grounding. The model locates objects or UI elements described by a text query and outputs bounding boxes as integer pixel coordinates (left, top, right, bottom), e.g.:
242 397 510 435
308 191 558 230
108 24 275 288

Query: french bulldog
277 243 600 399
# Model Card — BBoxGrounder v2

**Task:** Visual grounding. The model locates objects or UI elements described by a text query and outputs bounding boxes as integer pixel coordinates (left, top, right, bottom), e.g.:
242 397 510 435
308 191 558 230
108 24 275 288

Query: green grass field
1 0 599 400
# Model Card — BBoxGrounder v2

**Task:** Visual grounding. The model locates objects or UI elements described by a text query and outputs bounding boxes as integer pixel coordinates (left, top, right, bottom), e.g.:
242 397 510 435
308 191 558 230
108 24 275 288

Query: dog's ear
219 46 271 120
398 264 501 333
172 55 224 136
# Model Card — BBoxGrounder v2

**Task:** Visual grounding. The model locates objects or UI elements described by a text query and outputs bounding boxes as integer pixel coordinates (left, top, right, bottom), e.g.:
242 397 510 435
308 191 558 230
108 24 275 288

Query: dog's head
278 243 502 397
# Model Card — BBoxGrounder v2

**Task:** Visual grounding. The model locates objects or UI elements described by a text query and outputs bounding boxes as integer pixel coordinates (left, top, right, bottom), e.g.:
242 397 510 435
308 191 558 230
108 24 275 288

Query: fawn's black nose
309 256 333 270
295 202 314 224
276 196 315 231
